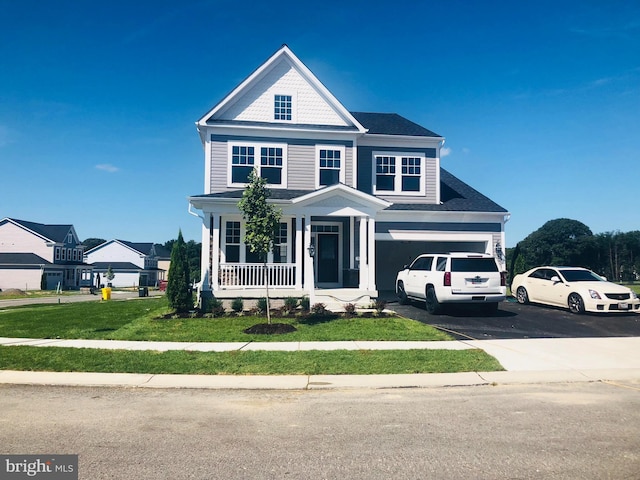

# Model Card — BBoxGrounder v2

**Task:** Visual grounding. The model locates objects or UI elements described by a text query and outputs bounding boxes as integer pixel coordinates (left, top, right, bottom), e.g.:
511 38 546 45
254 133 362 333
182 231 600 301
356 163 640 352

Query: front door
316 233 339 286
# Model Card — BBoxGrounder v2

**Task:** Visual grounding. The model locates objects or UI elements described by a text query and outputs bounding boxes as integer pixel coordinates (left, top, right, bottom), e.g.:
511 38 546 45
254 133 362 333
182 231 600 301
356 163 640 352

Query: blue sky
1 0 638 247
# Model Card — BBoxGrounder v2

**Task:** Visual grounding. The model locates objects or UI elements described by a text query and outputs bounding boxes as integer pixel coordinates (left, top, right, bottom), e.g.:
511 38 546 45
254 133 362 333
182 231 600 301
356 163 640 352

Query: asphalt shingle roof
0 253 51 265
6 218 72 243
351 112 441 137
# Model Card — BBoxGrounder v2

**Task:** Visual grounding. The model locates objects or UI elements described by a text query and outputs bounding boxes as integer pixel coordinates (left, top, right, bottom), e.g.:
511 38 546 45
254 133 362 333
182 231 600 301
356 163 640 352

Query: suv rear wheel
425 286 443 315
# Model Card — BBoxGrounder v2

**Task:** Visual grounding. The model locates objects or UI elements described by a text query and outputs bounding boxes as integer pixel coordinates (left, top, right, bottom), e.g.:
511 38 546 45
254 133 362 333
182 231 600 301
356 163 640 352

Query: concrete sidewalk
1 336 640 390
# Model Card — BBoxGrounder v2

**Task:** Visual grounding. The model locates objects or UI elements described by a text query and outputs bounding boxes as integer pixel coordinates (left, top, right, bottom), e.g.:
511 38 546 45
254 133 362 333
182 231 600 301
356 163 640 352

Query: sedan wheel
516 287 529 304
568 293 585 314
397 281 409 305
425 287 443 315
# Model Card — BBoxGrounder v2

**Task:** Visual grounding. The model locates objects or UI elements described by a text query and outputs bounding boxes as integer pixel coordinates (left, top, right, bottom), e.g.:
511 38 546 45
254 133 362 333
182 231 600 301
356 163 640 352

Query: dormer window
274 94 292 121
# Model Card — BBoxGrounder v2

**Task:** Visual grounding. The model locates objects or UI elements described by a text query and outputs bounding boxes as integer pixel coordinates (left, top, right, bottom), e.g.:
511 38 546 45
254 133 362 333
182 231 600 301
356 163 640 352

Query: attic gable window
274 94 292 121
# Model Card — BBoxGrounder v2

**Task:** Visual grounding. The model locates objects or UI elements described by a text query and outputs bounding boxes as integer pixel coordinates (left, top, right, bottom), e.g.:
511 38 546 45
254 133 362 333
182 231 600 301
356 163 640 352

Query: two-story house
0 217 94 290
188 45 509 307
84 240 166 288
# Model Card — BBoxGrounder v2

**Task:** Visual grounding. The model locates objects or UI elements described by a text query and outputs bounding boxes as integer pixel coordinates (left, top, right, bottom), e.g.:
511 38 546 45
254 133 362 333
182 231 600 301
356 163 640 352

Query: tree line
507 218 640 283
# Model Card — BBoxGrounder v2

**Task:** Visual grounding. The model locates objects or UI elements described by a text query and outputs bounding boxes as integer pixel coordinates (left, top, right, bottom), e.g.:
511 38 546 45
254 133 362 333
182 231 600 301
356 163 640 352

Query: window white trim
273 91 297 123
315 145 346 188
227 141 288 189
372 151 426 196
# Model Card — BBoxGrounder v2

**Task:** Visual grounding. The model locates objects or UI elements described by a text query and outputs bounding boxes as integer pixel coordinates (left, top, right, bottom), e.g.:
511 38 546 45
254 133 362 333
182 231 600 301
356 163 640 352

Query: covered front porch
189 184 390 308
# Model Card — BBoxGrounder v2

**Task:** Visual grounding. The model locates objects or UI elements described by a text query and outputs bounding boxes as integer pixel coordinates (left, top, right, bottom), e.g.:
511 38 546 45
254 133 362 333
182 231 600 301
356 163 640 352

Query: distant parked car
511 266 640 314
396 252 506 314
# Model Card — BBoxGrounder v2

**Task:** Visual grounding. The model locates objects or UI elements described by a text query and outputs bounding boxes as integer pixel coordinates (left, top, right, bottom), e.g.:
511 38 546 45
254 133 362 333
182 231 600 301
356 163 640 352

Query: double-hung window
225 221 241 263
274 94 292 120
229 142 287 188
316 145 345 187
273 222 289 263
373 152 425 195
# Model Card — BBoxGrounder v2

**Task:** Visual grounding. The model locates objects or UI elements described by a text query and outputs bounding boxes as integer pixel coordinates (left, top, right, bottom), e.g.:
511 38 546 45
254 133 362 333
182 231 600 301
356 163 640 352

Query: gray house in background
188 45 509 308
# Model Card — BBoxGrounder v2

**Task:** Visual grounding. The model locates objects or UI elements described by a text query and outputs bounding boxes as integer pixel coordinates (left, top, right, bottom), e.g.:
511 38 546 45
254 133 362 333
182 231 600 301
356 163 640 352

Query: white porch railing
218 263 297 289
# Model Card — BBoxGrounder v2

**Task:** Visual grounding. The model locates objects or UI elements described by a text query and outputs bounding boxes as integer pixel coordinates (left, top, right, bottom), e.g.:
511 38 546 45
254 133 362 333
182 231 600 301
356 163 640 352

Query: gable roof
2 218 76 244
197 45 366 134
0 252 51 265
85 239 156 257
350 112 441 138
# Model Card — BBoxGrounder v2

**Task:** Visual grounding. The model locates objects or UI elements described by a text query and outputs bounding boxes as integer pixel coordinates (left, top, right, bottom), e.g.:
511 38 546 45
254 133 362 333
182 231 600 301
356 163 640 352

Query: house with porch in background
188 45 509 309
0 217 94 291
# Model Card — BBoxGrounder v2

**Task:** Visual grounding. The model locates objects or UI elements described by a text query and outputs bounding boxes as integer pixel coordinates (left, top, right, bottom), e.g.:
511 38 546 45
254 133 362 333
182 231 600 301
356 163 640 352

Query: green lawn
0 297 451 342
0 297 504 375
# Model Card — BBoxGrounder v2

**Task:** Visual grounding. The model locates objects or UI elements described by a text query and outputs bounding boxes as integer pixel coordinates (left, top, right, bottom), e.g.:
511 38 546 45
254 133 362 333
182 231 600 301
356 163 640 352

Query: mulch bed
243 323 298 335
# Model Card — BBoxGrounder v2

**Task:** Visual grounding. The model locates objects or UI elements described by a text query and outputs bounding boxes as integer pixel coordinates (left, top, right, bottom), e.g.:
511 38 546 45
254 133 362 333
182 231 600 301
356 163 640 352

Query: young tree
105 265 115 286
166 230 193 313
238 170 282 324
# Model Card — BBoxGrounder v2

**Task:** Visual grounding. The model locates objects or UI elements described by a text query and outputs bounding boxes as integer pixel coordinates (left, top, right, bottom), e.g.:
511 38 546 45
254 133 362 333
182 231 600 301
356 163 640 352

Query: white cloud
95 164 119 173
440 146 452 157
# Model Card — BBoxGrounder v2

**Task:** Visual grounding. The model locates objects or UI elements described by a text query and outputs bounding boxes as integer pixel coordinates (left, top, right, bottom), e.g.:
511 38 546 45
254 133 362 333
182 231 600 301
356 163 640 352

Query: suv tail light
444 272 451 286
500 271 507 287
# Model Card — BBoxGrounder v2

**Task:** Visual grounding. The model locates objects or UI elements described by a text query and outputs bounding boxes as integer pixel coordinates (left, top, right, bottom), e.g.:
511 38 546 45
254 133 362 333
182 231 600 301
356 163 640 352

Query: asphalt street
1 382 639 480
390 298 640 340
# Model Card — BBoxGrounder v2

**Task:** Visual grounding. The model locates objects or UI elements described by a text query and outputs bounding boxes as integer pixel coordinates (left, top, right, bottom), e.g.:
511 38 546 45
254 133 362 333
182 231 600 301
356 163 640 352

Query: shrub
211 298 225 317
300 296 310 312
311 302 328 315
344 303 357 316
231 297 244 314
256 297 268 315
283 296 299 313
374 299 387 314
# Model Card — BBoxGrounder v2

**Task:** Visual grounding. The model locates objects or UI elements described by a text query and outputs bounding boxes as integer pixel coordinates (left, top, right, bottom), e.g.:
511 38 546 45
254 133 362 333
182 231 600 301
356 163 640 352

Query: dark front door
317 234 339 284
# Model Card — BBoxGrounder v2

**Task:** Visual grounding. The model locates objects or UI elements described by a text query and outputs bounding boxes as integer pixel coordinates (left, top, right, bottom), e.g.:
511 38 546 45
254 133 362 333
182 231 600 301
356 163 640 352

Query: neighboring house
85 240 165 287
188 45 509 307
0 218 94 291
154 244 172 280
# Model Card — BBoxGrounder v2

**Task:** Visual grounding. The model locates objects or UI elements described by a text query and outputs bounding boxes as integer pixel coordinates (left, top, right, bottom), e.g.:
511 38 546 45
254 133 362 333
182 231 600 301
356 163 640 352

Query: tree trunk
264 262 271 325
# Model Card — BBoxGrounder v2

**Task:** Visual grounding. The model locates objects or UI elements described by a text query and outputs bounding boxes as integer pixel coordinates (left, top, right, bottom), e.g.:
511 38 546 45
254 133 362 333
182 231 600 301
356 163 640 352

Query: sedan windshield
558 269 602 282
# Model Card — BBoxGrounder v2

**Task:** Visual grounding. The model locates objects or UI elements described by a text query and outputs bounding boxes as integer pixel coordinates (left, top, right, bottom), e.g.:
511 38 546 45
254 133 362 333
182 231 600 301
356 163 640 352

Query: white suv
396 252 506 314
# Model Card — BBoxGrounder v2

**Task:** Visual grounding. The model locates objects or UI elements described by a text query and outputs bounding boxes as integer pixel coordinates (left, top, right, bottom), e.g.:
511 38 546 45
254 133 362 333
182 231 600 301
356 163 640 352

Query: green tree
163 239 201 283
166 230 193 313
81 238 106 251
238 170 282 324
515 218 593 272
105 265 115 285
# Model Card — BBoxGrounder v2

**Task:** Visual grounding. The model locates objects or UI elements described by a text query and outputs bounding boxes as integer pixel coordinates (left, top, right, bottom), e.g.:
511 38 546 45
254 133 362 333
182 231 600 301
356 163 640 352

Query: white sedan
511 266 640 314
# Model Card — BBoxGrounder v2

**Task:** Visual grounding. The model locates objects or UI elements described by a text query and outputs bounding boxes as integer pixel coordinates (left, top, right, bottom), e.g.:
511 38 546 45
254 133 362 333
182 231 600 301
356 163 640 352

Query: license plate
467 277 485 285
618 303 629 310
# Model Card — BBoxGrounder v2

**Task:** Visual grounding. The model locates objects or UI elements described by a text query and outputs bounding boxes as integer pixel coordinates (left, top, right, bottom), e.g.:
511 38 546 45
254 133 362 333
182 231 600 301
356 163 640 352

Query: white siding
86 243 144 268
0 268 42 291
0 222 53 262
219 58 348 127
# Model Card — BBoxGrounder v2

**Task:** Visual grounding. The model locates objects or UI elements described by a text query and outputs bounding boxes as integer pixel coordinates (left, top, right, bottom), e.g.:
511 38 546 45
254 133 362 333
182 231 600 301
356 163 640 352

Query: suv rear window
451 258 498 272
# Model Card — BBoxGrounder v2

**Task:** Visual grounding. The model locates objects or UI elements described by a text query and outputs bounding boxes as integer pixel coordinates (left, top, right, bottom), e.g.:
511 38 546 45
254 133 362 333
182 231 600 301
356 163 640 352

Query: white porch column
303 216 315 304
368 216 376 291
295 216 302 289
358 216 368 289
200 214 212 290
210 213 220 291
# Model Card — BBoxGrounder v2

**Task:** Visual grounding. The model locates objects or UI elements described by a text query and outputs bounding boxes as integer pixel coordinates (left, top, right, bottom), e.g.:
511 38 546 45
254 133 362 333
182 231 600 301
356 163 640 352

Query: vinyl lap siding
210 139 229 193
288 144 315 190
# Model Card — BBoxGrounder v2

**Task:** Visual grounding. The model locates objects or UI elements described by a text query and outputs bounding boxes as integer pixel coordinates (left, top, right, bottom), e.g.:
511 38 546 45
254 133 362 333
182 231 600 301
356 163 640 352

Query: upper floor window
55 247 61 261
274 94 292 120
317 147 345 187
228 142 287 188
373 152 425 195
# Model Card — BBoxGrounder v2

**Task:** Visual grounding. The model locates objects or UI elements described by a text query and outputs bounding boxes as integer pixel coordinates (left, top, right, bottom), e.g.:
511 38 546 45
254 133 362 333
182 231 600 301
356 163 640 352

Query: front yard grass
0 297 504 375
0 297 451 342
